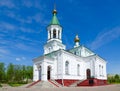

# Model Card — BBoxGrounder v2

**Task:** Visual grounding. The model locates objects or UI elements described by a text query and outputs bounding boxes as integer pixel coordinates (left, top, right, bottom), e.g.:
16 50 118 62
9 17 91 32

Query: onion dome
74 35 80 42
53 9 57 14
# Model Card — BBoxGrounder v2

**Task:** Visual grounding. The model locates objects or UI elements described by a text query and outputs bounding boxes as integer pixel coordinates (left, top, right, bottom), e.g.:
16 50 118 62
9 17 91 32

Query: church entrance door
86 69 91 79
47 66 51 80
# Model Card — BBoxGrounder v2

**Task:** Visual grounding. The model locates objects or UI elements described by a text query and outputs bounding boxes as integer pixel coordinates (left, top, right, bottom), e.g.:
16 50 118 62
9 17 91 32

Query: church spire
44 3 66 54
53 3 57 14
47 4 62 43
49 3 60 25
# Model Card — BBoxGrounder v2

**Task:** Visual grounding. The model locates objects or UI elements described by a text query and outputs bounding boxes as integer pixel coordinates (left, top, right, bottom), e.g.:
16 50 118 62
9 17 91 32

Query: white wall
33 50 107 81
59 51 86 80
95 57 107 80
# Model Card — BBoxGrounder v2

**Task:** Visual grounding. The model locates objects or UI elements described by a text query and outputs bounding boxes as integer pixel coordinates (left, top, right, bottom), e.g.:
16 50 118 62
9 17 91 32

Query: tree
14 65 22 82
0 62 33 84
6 63 14 82
0 62 5 82
114 74 120 83
26 66 33 81
22 65 26 81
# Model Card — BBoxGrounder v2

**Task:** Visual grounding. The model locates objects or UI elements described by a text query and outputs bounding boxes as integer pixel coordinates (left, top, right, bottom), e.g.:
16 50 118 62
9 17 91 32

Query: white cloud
22 0 46 10
0 1 48 27
0 48 9 54
3 9 32 24
90 26 120 50
2 8 48 25
22 57 26 60
22 1 33 8
16 58 21 61
15 43 39 52
0 21 34 33
19 27 34 33
0 22 16 31
0 0 15 9
16 56 26 61
15 43 29 50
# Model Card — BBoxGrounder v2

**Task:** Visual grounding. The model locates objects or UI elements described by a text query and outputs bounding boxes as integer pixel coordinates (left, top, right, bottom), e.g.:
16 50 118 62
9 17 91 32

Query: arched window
49 31 51 39
49 47 51 52
99 65 101 76
58 30 60 39
53 29 56 38
65 61 69 75
77 64 80 76
74 51 76 55
102 66 103 76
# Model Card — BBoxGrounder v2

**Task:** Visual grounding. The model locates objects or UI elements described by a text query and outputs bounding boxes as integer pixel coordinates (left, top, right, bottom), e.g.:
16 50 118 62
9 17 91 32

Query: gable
68 45 94 57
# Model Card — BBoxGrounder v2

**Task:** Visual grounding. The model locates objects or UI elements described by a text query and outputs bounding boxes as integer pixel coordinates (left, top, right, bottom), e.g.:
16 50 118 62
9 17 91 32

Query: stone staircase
30 81 56 88
77 78 108 86
69 80 83 87
26 80 40 88
49 80 63 87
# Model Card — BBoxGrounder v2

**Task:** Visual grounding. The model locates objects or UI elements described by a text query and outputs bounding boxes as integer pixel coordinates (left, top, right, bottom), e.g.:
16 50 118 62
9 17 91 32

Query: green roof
49 13 60 25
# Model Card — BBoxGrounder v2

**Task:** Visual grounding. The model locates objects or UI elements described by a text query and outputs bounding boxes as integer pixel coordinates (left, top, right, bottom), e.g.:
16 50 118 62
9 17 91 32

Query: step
69 80 83 87
49 80 63 87
31 81 56 88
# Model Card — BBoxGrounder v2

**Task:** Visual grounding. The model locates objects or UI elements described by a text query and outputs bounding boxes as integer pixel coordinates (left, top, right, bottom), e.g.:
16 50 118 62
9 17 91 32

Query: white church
33 8 107 86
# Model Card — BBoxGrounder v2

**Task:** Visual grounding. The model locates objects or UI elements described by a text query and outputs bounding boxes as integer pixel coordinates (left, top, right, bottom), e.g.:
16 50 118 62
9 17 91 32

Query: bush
8 81 27 84
9 83 24 87
8 81 27 87
0 83 2 87
107 74 120 84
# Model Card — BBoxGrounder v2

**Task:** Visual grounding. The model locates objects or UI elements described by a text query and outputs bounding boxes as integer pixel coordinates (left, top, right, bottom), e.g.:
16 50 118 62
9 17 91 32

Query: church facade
33 8 107 86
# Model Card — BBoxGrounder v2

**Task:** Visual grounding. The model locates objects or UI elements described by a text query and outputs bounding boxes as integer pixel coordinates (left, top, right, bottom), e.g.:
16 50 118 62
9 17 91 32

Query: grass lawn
9 83 26 87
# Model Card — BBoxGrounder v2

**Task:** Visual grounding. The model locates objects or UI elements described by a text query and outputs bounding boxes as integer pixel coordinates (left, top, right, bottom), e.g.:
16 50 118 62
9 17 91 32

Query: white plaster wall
95 57 107 80
33 51 107 81
41 58 55 81
33 60 43 81
44 41 66 54
55 51 63 79
85 61 90 78
81 47 94 57
59 51 86 80
33 64 38 81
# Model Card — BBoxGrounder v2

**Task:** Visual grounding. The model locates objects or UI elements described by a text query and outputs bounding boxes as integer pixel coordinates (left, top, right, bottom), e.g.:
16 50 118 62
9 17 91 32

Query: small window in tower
49 31 51 39
74 51 76 55
53 29 56 38
58 30 60 39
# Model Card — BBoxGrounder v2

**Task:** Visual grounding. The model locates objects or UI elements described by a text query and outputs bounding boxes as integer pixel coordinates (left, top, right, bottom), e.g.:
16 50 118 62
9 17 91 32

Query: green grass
111 82 120 84
9 83 26 87
107 81 120 84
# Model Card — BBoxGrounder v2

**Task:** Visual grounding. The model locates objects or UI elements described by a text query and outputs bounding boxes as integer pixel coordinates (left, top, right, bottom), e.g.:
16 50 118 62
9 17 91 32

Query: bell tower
44 7 66 54
47 9 62 43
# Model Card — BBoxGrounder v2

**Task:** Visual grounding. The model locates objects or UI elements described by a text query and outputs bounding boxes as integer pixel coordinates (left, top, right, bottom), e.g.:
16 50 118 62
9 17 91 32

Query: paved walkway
0 84 120 91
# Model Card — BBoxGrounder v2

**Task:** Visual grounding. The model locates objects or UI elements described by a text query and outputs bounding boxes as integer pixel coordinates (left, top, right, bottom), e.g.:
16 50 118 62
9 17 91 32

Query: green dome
49 9 60 25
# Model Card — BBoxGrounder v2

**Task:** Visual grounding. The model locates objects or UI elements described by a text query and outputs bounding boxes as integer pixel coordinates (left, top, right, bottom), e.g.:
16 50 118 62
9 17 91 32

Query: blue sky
0 0 120 74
